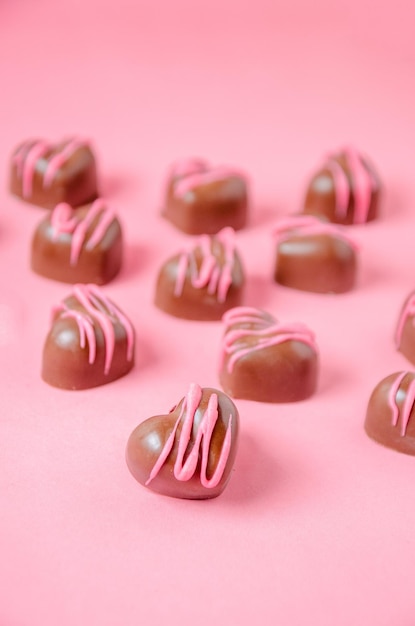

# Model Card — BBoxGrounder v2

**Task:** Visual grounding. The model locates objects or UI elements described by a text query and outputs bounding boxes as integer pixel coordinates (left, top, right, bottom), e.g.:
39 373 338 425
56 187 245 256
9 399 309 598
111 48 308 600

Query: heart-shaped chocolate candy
273 216 358 294
219 306 319 403
163 157 248 235
154 227 245 321
126 383 239 499
31 199 123 285
42 284 135 390
10 136 98 209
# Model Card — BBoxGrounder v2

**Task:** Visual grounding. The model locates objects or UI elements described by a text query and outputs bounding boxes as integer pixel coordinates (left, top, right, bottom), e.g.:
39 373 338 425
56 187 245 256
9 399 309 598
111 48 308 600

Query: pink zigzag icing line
174 227 236 303
52 284 134 375
145 383 233 488
395 292 415 348
169 158 209 179
50 199 116 266
325 146 378 224
220 306 317 373
13 137 88 198
387 372 415 437
272 215 358 250
174 165 246 198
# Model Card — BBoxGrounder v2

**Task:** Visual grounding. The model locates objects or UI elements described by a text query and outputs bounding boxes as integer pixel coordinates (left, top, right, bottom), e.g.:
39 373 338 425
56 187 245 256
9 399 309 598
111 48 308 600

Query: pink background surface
1 0 415 624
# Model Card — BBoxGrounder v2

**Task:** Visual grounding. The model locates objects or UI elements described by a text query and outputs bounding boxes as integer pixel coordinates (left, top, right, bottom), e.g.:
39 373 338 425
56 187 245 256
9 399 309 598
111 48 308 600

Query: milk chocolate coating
396 291 415 366
303 150 380 225
31 203 123 285
274 233 357 294
126 386 239 499
365 372 415 456
42 286 135 390
163 164 248 235
154 230 245 321
219 308 319 403
10 139 98 209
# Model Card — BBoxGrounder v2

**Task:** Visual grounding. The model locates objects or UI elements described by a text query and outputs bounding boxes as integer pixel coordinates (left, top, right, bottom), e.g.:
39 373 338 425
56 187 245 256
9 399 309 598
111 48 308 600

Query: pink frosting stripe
272 215 358 249
21 141 50 198
395 292 415 348
170 158 208 179
174 166 246 198
58 309 97 364
325 146 377 224
387 372 415 437
52 284 134 375
220 306 317 373
343 146 373 224
43 138 85 188
174 227 237 303
50 199 116 266
13 140 37 176
13 137 87 198
325 159 350 219
51 202 79 235
145 383 233 488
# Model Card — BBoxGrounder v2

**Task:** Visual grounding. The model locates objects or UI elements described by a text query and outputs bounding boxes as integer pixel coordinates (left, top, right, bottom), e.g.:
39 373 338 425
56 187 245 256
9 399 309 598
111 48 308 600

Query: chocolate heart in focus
126 383 239 499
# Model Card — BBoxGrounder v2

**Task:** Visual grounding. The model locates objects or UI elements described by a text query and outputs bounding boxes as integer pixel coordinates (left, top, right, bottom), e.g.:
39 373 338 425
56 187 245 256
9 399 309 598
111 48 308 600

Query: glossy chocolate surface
273 217 358 294
163 158 248 235
154 227 245 321
126 384 239 499
42 284 135 390
10 138 98 209
395 290 415 366
31 200 123 285
219 307 319 402
302 147 380 225
365 371 415 455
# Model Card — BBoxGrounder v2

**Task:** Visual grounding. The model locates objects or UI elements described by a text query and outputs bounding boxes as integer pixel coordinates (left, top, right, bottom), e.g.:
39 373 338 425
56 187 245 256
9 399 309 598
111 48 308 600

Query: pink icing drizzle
387 372 415 437
174 227 236 303
220 306 317 373
50 199 116 266
52 284 134 375
14 141 50 198
170 158 208 179
325 159 350 220
174 166 246 198
145 383 233 488
395 292 415 348
325 146 378 224
13 137 87 198
272 215 358 249
43 138 85 188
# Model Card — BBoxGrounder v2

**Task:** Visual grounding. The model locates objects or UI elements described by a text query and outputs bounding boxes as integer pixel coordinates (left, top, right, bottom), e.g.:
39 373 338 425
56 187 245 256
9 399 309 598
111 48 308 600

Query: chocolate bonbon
302 146 380 224
154 227 245 321
42 284 135 390
126 383 239 499
10 137 98 209
365 371 415 455
219 306 319 402
395 290 415 365
273 215 358 294
163 158 248 234
31 200 123 285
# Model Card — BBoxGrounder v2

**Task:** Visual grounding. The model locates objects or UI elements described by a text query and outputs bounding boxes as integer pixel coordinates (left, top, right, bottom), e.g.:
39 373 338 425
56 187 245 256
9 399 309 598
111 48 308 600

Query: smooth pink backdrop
1 1 415 624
